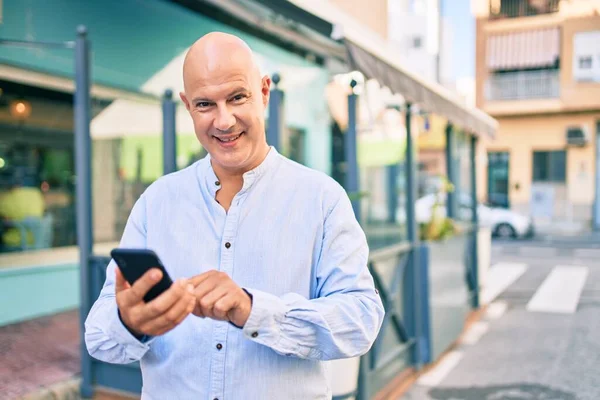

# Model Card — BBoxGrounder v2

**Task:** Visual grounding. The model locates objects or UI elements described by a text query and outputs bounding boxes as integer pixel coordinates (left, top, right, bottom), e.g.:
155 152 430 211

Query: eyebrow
191 87 250 104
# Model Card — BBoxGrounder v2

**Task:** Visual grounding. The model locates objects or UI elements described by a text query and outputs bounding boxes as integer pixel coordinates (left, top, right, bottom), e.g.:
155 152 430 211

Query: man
85 32 384 400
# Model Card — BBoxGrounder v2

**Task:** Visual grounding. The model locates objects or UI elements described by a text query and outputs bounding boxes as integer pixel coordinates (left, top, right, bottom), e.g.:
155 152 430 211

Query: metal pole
162 89 177 175
346 80 360 221
445 123 456 219
74 25 94 398
387 164 398 224
405 103 417 244
267 73 283 151
470 135 480 308
404 103 424 367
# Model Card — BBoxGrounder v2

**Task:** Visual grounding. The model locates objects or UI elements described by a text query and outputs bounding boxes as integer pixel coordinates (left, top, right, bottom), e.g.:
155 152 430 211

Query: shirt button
251 332 259 338
225 242 231 249
216 343 223 350
215 181 220 186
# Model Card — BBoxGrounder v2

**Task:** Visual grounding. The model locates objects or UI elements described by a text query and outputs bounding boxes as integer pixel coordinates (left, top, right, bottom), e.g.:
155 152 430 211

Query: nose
214 104 236 132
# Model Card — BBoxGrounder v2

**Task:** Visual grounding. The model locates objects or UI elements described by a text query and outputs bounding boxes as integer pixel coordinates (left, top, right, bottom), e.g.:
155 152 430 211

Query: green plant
418 176 460 241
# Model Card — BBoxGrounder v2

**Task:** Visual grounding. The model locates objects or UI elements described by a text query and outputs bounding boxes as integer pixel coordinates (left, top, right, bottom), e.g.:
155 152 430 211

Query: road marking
574 249 600 258
481 263 528 304
485 301 508 320
460 321 489 345
519 246 558 257
526 266 589 314
417 351 463 387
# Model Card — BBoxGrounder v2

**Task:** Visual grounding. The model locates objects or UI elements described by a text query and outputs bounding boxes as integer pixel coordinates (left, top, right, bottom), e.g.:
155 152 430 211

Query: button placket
210 196 240 400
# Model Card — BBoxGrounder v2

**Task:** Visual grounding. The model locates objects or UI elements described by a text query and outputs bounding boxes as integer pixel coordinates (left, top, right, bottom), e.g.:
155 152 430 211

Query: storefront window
0 80 80 253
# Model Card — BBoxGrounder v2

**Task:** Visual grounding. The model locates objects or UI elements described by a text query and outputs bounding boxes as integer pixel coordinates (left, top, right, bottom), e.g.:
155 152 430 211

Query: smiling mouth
215 132 243 143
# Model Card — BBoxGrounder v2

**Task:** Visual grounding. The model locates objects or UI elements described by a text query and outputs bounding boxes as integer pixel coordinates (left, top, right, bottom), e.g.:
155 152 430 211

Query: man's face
181 64 271 173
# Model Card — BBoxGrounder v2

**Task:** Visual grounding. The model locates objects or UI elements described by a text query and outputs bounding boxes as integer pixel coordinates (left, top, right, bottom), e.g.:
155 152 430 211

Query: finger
198 285 229 319
213 293 237 320
192 302 205 318
126 268 163 304
142 279 187 320
189 270 220 287
114 267 131 294
143 285 195 335
192 273 224 302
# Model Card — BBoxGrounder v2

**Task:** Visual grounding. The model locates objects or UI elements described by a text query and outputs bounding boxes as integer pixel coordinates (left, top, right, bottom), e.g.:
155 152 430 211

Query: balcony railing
485 69 560 101
489 0 560 20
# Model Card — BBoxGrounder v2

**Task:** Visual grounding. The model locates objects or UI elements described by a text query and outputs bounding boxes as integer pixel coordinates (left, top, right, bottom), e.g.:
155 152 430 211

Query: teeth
218 134 240 142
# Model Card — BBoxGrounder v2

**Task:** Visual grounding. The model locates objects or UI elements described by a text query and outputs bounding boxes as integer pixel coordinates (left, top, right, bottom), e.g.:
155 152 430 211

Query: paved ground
401 239 600 400
0 311 80 400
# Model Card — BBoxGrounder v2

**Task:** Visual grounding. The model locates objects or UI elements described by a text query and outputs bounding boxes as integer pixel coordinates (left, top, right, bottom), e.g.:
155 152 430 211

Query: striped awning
487 27 560 70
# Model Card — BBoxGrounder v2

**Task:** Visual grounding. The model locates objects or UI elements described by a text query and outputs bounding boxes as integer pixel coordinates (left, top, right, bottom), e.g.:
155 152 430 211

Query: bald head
179 32 272 176
182 32 262 93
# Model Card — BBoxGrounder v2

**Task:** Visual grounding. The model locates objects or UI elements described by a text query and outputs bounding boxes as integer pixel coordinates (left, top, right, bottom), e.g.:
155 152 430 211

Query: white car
414 193 534 239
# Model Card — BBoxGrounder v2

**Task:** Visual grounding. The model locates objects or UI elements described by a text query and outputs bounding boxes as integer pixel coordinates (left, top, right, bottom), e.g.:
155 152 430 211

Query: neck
211 144 270 185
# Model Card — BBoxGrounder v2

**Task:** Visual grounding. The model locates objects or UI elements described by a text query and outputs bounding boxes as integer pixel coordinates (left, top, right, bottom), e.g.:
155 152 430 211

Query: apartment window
532 150 566 182
579 56 593 70
573 31 600 82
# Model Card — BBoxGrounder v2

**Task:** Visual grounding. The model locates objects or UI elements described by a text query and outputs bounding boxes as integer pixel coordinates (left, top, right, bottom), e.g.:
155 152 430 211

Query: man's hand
190 270 252 328
115 267 196 337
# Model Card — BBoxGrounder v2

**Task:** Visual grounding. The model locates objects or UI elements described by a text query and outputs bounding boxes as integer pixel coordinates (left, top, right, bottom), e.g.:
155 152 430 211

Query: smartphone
110 248 173 303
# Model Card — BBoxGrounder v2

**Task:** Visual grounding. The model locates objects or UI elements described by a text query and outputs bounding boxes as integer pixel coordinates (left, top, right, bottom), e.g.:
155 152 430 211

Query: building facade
474 0 600 233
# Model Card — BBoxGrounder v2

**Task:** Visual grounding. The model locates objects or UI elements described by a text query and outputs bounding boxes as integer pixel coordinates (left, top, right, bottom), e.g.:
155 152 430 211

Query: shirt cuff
109 308 154 361
241 288 286 344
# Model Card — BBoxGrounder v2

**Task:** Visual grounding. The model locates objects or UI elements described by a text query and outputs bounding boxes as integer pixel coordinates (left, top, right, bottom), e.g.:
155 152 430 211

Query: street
401 237 600 400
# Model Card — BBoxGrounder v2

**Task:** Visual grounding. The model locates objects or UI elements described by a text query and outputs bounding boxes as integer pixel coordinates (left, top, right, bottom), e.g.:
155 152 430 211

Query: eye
231 94 247 102
195 101 212 109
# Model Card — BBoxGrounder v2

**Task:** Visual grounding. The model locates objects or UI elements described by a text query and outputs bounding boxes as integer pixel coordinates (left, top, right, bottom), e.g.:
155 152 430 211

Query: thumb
115 267 131 294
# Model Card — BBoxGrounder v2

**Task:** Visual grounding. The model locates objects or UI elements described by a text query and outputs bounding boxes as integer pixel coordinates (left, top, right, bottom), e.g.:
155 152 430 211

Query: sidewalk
0 311 80 400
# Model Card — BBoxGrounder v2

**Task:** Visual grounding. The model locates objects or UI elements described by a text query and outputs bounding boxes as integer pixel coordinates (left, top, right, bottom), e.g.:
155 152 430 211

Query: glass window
0 80 77 253
532 150 566 182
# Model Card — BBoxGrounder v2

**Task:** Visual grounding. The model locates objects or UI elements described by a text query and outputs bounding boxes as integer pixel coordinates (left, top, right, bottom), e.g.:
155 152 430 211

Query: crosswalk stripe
460 321 489 345
485 301 508 320
417 351 463 387
481 262 528 304
526 266 589 314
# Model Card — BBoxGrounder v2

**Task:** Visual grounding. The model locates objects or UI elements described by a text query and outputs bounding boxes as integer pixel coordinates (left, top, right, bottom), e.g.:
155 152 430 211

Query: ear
180 92 191 111
261 75 271 108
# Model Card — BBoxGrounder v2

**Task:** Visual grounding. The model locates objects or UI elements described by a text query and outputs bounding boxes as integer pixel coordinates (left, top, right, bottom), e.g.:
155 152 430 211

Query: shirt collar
202 146 280 196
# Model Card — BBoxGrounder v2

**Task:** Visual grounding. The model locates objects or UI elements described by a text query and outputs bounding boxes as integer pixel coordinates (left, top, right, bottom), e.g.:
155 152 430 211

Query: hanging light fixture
10 98 32 120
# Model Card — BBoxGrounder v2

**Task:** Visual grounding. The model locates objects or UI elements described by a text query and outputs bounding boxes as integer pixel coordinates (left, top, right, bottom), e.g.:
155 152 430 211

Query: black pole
470 135 480 308
387 164 398 224
267 73 283 151
405 104 417 244
445 123 456 219
404 103 424 368
74 25 94 398
346 80 360 221
162 89 177 175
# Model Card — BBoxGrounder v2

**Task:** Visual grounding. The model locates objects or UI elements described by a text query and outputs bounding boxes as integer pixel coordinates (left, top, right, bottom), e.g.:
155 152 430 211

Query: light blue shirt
85 147 385 400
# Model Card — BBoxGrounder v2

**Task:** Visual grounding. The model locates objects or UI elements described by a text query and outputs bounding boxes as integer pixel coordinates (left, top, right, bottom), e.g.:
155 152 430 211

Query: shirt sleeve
242 188 385 361
84 194 155 364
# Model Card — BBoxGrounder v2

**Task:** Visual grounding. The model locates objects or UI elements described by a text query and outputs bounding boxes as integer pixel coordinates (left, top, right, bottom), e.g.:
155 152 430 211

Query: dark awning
344 39 497 138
